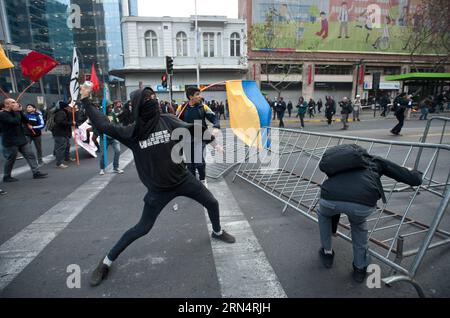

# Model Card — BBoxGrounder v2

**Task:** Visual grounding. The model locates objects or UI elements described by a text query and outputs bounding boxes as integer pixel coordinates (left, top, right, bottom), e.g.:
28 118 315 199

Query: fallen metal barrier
233 127 450 297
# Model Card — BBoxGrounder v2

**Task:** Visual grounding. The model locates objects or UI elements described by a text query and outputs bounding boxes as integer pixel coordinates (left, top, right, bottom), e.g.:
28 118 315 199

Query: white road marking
206 178 287 298
0 149 134 291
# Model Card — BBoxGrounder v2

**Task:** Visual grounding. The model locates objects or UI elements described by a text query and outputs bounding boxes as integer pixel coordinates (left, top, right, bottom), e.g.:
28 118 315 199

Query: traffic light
166 56 173 75
161 74 168 89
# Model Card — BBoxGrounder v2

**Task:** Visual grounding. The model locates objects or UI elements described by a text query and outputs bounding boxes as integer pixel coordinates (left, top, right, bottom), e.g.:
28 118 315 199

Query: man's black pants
107 173 221 261
392 112 405 134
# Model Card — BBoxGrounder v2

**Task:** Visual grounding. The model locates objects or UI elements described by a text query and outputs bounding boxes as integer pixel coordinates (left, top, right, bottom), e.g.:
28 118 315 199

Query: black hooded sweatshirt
81 88 213 192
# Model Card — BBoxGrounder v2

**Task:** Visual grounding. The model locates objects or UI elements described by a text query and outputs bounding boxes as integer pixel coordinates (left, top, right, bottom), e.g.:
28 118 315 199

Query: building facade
239 0 448 104
115 15 247 103
0 0 138 103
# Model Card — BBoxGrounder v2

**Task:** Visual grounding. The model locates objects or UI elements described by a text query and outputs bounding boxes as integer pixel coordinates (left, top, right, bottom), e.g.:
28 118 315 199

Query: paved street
1 111 449 298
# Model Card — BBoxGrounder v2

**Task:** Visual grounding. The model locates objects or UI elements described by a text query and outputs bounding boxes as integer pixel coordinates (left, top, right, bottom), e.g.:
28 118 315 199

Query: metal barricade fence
233 127 450 297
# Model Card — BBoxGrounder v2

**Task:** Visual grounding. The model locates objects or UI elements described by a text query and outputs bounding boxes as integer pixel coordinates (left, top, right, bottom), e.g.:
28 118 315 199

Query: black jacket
81 94 211 192
320 145 423 207
52 108 72 137
0 111 29 147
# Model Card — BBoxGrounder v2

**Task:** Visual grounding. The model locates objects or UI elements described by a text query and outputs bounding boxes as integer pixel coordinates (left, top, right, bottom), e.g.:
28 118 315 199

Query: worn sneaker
99 169 105 175
113 168 124 174
90 260 110 287
56 164 68 169
200 179 208 188
33 172 48 179
0 189 7 195
319 248 335 269
3 176 18 182
211 230 236 243
352 263 368 283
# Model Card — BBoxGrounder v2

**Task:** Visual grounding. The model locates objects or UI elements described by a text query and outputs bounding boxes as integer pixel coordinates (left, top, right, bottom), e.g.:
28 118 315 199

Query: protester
324 96 336 126
317 98 323 113
317 144 423 282
78 83 235 287
419 98 431 120
24 103 45 165
296 96 308 128
339 97 353 130
287 100 293 117
0 98 48 182
379 93 390 117
276 96 286 127
176 87 220 187
391 93 409 136
52 101 74 168
308 98 316 118
352 95 362 122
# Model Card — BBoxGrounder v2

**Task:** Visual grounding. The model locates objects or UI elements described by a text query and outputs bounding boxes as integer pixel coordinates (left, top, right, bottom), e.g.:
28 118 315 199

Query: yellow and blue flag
226 80 271 148
0 44 14 70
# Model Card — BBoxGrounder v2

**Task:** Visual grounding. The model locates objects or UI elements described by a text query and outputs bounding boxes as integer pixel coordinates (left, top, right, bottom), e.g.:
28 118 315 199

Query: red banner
308 65 313 85
20 51 58 82
359 65 365 85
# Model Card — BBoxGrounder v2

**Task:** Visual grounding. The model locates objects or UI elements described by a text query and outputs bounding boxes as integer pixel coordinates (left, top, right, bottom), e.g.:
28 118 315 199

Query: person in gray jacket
317 144 423 283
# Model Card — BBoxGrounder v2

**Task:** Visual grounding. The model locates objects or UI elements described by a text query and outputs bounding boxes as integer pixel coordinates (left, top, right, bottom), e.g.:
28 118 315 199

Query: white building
113 15 247 103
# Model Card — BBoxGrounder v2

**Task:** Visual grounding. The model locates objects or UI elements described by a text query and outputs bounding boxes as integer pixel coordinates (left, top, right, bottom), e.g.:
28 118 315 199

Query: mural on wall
251 0 435 54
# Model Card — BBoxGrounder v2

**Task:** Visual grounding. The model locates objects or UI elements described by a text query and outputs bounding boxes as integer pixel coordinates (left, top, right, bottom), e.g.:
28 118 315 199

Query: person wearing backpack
339 97 352 130
176 87 220 187
317 144 423 283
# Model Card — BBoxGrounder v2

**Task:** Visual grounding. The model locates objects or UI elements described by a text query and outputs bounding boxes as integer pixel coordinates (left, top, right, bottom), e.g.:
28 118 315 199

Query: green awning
385 72 450 81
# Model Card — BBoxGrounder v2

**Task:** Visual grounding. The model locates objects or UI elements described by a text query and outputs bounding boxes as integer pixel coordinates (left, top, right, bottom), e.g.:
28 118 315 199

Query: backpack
45 107 57 132
319 144 372 177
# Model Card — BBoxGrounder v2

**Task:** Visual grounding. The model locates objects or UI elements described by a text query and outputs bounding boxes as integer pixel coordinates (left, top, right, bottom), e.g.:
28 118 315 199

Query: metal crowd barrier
233 127 450 297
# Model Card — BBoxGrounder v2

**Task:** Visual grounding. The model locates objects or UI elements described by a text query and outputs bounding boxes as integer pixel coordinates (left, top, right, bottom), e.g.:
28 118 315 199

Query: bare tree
401 0 450 72
249 7 302 99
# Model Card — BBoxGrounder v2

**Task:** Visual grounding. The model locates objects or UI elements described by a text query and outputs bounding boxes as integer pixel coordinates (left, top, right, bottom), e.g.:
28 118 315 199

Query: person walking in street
78 83 235 287
51 101 74 169
391 93 409 136
379 93 390 117
352 95 362 122
339 97 353 130
308 98 316 118
324 96 336 126
419 98 431 121
176 87 220 187
276 96 286 128
24 104 45 165
296 96 308 128
317 98 323 113
287 100 293 118
317 144 422 283
0 98 48 182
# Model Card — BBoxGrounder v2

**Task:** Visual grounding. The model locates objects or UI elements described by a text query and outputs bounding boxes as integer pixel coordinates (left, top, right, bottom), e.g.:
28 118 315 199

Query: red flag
20 51 58 82
90 63 100 92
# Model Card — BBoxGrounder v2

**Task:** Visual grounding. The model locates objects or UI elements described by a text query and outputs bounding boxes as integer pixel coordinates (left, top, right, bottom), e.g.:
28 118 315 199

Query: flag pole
16 81 36 101
0 86 9 98
71 105 80 166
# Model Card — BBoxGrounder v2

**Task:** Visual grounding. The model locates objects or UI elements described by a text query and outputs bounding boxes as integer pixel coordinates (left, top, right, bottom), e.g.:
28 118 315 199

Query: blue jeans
419 108 429 120
318 199 375 269
99 138 121 170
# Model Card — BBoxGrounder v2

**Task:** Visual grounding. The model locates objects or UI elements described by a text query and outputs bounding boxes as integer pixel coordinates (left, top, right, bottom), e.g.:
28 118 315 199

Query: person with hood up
78 83 236 287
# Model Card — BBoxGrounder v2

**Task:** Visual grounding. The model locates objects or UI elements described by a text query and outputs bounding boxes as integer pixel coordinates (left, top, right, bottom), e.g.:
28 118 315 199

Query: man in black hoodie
317 144 423 283
78 83 235 287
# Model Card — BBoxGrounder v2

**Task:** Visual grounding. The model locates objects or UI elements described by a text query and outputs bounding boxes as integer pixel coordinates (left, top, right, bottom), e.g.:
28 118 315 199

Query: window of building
203 32 214 57
315 64 353 75
144 30 158 57
217 33 222 56
176 31 188 57
261 64 303 74
230 32 241 57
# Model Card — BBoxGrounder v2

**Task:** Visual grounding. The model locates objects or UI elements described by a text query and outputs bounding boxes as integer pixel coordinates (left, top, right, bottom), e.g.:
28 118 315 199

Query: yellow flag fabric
0 44 14 69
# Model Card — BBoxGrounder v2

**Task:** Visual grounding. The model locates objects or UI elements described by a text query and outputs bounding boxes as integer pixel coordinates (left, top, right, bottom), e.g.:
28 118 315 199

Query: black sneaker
3 176 18 182
319 248 334 268
90 260 110 287
212 230 236 244
352 263 367 283
33 172 48 179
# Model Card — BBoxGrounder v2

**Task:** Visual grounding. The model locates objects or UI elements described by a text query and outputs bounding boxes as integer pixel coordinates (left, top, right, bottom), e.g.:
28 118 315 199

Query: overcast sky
137 0 238 18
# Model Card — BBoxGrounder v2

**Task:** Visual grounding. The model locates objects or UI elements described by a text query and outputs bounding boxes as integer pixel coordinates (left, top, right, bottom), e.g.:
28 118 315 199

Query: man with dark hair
24 103 45 165
176 86 220 187
79 84 235 287
318 144 422 283
52 101 74 169
0 98 48 182
391 93 409 136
